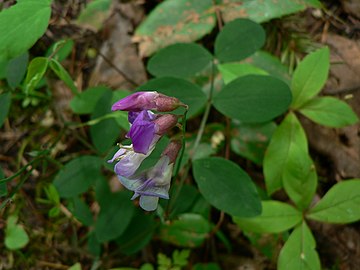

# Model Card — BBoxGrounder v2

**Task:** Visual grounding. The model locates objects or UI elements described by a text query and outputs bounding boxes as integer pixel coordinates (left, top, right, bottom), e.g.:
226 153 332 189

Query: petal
114 151 148 177
118 175 146 192
111 92 158 112
136 184 170 199
139 196 159 211
107 148 127 163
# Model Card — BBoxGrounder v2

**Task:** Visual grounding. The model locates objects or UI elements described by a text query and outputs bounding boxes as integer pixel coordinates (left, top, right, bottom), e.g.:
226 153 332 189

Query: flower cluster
109 91 185 211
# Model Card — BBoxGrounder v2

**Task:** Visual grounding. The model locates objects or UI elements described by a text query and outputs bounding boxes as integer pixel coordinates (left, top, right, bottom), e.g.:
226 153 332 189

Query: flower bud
161 140 182 164
154 114 179 135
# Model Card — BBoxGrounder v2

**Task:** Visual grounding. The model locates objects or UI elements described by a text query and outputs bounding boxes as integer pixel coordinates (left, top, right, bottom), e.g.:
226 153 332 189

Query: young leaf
193 157 261 217
283 144 317 210
291 47 330 109
158 213 211 247
220 0 321 23
0 92 11 128
24 57 49 94
263 112 308 194
307 179 360 223
213 75 291 123
217 63 268 84
53 156 103 198
134 0 215 56
70 86 109 114
278 221 321 270
46 39 74 62
6 52 29 88
90 90 121 153
233 200 302 233
300 97 359 127
0 0 52 61
147 43 213 78
5 216 29 250
137 77 207 118
215 19 265 63
49 59 79 95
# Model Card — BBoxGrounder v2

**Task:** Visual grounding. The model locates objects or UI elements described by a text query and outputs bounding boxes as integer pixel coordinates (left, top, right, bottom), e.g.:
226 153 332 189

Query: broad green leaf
90 90 120 153
218 63 268 84
134 0 215 56
247 51 291 84
291 47 330 109
159 213 211 247
0 167 7 197
0 59 8 79
278 221 320 270
76 0 112 31
95 191 135 242
68 263 82 270
0 92 11 127
220 0 321 23
233 200 302 233
24 57 49 94
0 0 52 61
300 97 359 127
116 210 157 255
5 216 29 250
213 75 292 123
193 157 261 217
49 59 79 95
169 184 200 219
53 156 103 198
147 43 213 78
70 86 108 114
215 19 265 63
263 113 308 194
231 121 276 165
87 232 101 256
6 52 29 88
137 77 207 118
307 179 360 223
283 144 317 210
193 263 221 270
69 197 93 226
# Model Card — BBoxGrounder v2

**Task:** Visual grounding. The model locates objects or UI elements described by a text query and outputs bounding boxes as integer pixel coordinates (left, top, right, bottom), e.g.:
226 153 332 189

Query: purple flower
127 110 178 155
108 145 153 178
111 91 183 112
118 140 182 211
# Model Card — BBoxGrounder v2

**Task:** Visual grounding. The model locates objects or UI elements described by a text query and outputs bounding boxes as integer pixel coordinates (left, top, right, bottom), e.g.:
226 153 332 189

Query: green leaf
193 157 261 217
283 144 317 210
69 197 93 226
299 97 359 128
46 39 74 62
87 232 101 256
159 213 211 247
231 121 276 165
90 90 120 153
76 0 112 31
263 113 308 194
233 200 302 233
172 249 190 267
220 0 321 23
147 43 213 78
307 179 360 224
68 263 82 270
169 184 200 219
291 47 330 109
0 92 11 128
6 52 29 88
218 63 268 84
0 0 52 61
70 86 109 114
137 77 207 118
134 0 215 56
24 57 49 94
0 167 7 197
115 210 157 255
5 216 29 250
193 263 221 270
215 19 265 63
53 156 103 198
247 51 291 84
49 59 79 95
95 191 135 242
278 221 321 270
213 75 292 123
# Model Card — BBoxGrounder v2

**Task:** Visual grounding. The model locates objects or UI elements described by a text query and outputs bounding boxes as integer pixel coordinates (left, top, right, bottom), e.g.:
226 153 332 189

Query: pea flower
111 91 184 112
127 110 178 154
118 140 182 211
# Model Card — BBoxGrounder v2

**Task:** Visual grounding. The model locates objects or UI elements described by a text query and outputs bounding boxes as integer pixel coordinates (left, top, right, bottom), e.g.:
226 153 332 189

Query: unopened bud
154 114 179 135
161 140 182 164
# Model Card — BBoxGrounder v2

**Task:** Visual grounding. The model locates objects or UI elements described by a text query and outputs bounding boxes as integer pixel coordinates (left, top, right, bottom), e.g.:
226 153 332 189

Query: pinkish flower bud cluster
108 91 185 211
